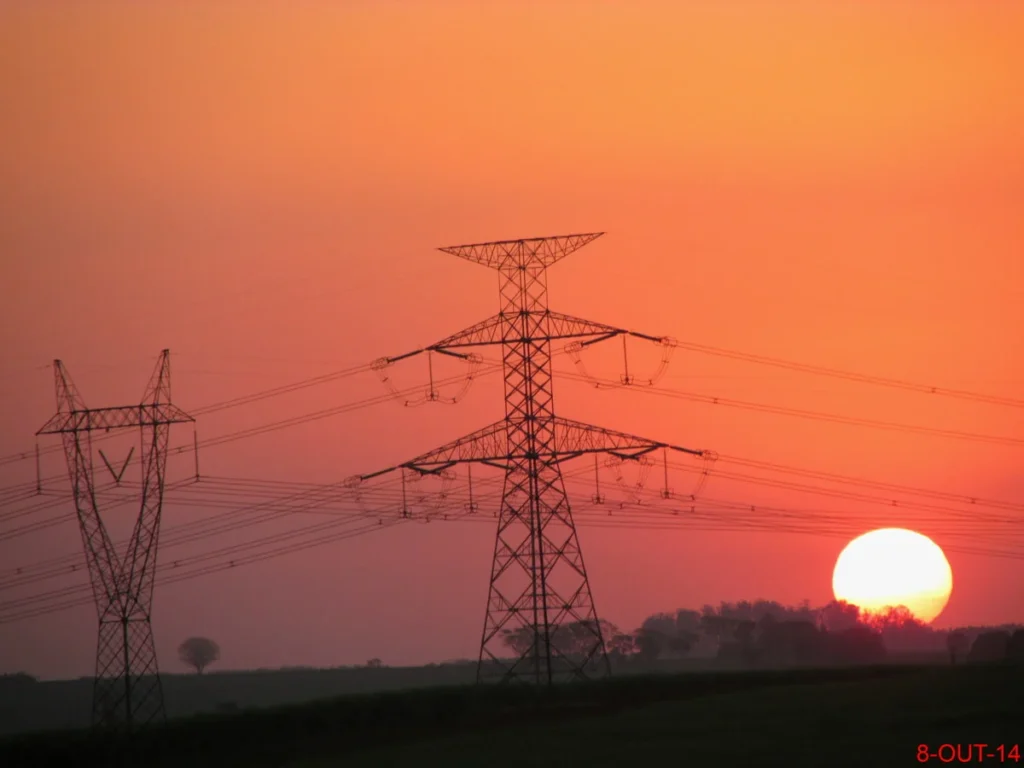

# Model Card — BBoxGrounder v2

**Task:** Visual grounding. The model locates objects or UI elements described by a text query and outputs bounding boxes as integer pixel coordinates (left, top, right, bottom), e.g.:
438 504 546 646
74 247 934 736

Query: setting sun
832 528 953 623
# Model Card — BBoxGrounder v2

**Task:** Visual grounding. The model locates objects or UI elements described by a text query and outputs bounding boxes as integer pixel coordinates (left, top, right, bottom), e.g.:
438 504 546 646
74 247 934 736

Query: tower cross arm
428 311 638 352
438 232 605 270
359 420 510 479
36 403 195 435
357 417 712 481
377 310 647 363
551 417 709 461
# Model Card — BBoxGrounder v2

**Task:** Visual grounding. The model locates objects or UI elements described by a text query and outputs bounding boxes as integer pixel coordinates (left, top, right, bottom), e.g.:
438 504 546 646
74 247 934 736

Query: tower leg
63 423 169 731
478 459 610 684
92 612 163 729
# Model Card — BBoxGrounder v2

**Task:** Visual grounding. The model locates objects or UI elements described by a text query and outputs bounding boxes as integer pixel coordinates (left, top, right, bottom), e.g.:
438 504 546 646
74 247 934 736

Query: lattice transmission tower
36 350 193 730
360 233 711 685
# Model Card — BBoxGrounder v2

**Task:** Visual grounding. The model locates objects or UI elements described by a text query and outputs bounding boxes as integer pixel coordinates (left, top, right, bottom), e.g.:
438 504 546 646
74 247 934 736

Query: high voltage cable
0 472 508 622
0 517 402 624
560 478 1024 543
1 350 1015 506
3 443 1017 556
3 503 1020 623
0 469 522 588
657 457 1022 525
11 437 1018 524
0 356 494 470
3 330 1021 474
0 468 515 589
0 476 408 580
712 455 1024 513
0 362 370 468
0 363 501 503
4 460 1021 605
15 253 1020 711
4 494 1023 625
2 348 1020 623
556 368 1024 447
4 444 1020 573
0 477 213 543
190 362 375 416
671 340 1024 409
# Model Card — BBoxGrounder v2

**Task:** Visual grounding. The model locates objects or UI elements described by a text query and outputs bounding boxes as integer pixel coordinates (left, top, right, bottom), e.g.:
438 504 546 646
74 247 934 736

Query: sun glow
832 528 953 623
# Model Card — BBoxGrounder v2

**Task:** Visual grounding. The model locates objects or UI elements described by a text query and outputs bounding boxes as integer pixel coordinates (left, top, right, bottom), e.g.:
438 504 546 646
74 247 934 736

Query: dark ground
0 661 479 737
0 651 952 737
1 661 1020 768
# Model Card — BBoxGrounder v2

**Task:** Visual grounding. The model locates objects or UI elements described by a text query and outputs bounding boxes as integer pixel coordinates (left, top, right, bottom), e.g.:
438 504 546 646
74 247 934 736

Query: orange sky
1 1 1022 679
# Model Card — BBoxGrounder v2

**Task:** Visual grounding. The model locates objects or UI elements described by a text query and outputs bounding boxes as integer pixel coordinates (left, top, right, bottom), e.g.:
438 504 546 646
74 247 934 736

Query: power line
6 326 1020 474
5 488 1021 625
557 367 1024 447
0 354 491 470
7 444 1020 592
0 363 500 515
670 339 1024 409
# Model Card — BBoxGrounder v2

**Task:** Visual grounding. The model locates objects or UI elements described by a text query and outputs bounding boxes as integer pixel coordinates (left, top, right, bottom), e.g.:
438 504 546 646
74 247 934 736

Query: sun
832 528 953 623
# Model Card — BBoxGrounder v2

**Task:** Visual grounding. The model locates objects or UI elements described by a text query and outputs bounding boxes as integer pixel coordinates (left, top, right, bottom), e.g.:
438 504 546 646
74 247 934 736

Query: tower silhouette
37 350 193 729
361 234 709 684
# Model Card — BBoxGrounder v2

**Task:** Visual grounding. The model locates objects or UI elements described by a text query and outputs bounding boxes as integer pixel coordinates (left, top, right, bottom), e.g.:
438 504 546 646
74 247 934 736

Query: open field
0 652 951 737
1 663 1019 768
0 662 480 737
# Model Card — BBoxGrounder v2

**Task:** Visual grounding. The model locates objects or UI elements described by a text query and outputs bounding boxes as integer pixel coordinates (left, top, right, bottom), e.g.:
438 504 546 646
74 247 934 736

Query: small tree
178 636 220 674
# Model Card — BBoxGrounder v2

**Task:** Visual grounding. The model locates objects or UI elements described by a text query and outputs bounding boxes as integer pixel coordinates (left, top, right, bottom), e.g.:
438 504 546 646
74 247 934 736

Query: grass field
1 663 1019 768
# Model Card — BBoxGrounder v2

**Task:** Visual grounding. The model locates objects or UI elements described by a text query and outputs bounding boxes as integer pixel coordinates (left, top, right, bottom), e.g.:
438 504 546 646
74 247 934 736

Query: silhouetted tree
500 626 533 656
607 632 636 664
817 600 862 632
700 614 739 644
641 612 677 636
178 637 220 674
864 605 939 652
968 630 1010 663
1008 630 1024 664
675 609 702 636
631 611 700 660
705 599 816 625
365 658 382 668
756 620 823 665
828 626 887 665
500 620 619 660
865 605 916 627
561 619 620 657
639 600 1021 664
633 627 668 662
666 630 699 656
946 631 969 665
733 620 757 662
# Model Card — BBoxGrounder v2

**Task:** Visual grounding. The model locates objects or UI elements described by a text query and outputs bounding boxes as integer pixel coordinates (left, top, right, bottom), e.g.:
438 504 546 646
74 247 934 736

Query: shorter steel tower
37 349 193 730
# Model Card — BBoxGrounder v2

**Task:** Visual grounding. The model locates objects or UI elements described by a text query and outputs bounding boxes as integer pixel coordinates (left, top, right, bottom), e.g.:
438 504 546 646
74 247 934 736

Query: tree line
500 599 1024 668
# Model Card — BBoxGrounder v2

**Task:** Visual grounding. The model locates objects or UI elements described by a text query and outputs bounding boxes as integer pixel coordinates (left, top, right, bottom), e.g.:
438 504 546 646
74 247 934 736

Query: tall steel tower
361 234 709 684
37 350 193 730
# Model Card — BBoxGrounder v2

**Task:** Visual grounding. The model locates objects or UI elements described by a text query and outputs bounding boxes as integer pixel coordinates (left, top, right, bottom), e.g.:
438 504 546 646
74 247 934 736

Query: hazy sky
1 1 1022 680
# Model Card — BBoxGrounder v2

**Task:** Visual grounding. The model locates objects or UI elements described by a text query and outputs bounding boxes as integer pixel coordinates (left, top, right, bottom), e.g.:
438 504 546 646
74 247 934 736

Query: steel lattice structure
362 233 710 685
37 350 193 731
